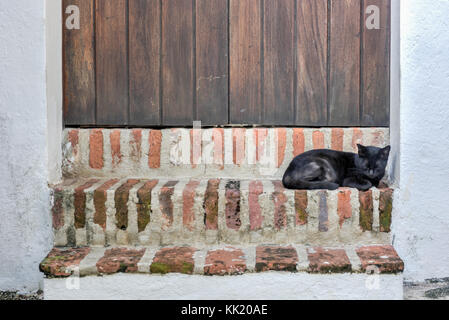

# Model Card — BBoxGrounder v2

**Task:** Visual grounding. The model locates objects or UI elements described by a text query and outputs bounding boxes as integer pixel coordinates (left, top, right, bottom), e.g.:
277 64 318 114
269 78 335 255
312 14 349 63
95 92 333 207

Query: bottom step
40 245 403 277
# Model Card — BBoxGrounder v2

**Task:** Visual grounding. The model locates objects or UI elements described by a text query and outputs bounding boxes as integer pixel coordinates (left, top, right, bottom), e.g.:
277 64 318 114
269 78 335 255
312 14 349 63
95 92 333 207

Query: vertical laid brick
182 180 200 231
150 247 196 274
318 191 328 232
68 129 79 156
159 181 178 230
295 190 308 226
352 128 363 152
52 187 64 230
225 181 241 230
272 181 287 230
276 128 287 167
331 128 344 151
96 248 146 274
204 248 247 275
110 130 122 167
255 128 268 162
212 128 224 168
74 179 100 229
337 188 352 227
190 128 202 168
130 129 142 161
94 179 120 230
203 179 220 230
233 128 246 166
293 128 305 157
379 188 393 232
249 181 263 230
313 130 325 149
89 129 104 169
115 179 140 230
148 130 162 168
136 180 159 233
359 190 374 231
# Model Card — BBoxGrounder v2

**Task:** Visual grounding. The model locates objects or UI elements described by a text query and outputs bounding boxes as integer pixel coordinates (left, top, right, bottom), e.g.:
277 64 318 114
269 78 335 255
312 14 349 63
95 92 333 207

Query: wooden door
63 0 390 127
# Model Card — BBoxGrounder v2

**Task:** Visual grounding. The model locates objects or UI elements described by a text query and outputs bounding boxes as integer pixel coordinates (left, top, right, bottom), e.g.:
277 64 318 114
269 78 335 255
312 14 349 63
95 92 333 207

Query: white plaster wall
393 0 449 281
0 0 53 292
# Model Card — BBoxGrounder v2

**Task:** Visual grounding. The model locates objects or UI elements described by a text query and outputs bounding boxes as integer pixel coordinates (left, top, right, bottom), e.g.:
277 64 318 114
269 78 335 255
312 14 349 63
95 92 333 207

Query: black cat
282 144 390 191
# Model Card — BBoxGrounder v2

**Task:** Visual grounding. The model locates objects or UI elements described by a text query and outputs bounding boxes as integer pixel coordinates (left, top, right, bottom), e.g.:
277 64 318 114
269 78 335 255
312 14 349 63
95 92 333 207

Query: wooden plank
329 0 361 126
196 0 229 126
96 0 128 125
263 0 295 125
296 0 328 126
63 0 95 125
362 0 390 126
129 0 161 126
230 0 262 124
162 0 194 126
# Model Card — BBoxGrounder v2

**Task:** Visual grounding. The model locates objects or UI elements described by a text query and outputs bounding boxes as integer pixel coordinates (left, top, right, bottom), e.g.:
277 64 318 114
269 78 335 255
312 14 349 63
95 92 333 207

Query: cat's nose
369 169 374 176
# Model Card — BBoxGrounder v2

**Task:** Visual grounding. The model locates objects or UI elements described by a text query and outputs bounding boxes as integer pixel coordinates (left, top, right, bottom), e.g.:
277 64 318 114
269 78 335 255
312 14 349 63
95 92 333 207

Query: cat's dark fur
282 145 390 191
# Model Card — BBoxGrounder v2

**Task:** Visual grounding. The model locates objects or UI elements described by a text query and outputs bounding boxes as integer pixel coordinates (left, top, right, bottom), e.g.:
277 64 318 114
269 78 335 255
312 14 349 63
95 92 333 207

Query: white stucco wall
0 0 53 292
393 0 449 281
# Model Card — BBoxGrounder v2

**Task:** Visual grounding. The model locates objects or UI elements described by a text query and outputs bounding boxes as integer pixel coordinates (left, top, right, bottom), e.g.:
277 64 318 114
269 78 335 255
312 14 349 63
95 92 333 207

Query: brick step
63 127 389 180
40 245 404 278
51 178 394 247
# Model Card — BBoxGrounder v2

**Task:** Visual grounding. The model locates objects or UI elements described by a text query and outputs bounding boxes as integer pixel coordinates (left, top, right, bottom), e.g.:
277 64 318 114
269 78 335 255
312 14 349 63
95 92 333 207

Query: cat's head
355 144 391 181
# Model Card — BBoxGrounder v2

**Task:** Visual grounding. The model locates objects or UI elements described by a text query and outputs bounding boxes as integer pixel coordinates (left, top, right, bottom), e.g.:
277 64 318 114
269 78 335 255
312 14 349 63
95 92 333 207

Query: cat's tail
282 175 339 190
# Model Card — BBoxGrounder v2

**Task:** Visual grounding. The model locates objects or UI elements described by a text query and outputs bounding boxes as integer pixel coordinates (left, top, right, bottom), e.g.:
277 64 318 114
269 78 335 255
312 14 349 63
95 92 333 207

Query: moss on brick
379 190 393 232
150 262 170 274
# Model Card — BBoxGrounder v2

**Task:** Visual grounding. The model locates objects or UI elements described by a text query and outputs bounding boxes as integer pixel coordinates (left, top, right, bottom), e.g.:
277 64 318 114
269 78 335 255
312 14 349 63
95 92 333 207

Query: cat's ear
380 146 391 159
357 144 367 157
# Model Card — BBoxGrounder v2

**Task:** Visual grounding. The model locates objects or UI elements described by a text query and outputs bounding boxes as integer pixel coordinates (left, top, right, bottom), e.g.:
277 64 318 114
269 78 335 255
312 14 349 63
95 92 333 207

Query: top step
62 128 390 180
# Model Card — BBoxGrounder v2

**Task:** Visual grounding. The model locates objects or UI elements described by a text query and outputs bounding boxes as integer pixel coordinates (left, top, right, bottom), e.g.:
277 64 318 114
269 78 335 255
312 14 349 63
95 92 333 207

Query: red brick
52 187 64 230
212 128 224 169
295 190 308 226
93 179 120 230
110 130 122 167
203 179 220 230
359 190 373 231
204 248 247 275
331 128 344 151
74 179 100 229
190 128 202 168
136 180 159 232
356 245 404 274
40 247 90 277
249 181 263 230
150 247 196 274
148 130 162 168
313 130 325 149
182 180 200 231
272 181 287 230
89 129 104 169
293 128 305 157
233 128 246 166
352 128 363 151
225 181 241 230
337 188 352 227
255 246 298 272
159 181 178 230
68 129 79 156
96 248 145 274
379 188 393 232
307 247 352 273
371 129 386 147
115 179 140 230
130 129 142 161
276 128 287 167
